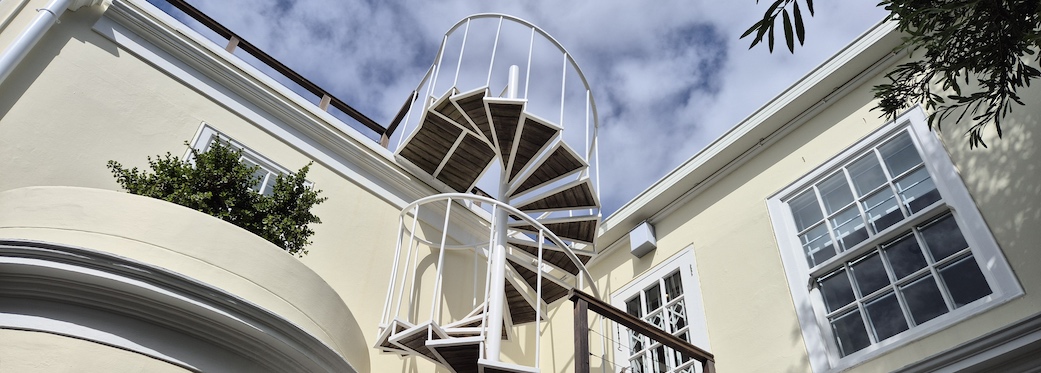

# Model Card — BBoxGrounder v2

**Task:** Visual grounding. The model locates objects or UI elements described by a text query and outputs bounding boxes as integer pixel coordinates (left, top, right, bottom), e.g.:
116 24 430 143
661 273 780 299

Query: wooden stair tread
478 359 539 373
429 337 482 373
508 114 558 181
507 240 592 276
510 216 598 246
389 322 447 362
505 280 537 324
486 99 525 170
510 143 586 198
375 319 413 354
399 112 464 175
516 179 598 212
453 88 493 144
506 258 570 305
436 132 496 192
433 90 470 131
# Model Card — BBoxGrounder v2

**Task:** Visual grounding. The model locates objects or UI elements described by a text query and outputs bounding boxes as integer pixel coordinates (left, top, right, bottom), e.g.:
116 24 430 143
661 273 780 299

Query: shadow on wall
942 106 1041 290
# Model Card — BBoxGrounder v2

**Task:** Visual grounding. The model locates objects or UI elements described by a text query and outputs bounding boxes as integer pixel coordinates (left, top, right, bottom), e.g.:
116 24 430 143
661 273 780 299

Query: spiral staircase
375 14 602 373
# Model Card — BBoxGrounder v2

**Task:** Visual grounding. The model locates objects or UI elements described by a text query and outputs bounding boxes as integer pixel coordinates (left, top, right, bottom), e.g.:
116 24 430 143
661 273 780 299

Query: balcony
0 186 361 372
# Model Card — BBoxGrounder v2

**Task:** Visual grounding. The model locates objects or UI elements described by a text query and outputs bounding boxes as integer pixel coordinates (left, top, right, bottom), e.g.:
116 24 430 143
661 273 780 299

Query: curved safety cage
379 14 605 373
375 194 599 372
390 13 602 228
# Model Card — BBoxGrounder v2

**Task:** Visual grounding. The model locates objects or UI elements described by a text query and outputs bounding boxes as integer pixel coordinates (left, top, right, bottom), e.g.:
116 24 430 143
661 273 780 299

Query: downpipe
0 0 74 86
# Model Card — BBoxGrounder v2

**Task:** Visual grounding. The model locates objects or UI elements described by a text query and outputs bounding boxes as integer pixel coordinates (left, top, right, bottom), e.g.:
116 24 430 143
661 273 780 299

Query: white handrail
453 18 470 89
381 213 406 324
398 193 600 298
535 229 544 367
485 16 504 88
430 198 453 323
392 13 603 150
394 205 420 319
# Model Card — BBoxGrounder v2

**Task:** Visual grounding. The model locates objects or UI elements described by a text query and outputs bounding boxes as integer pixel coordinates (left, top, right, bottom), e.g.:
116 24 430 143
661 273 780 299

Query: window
612 249 709 373
188 123 295 196
767 108 1021 371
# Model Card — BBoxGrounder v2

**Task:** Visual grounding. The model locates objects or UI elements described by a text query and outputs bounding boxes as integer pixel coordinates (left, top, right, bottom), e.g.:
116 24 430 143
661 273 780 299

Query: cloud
175 0 887 216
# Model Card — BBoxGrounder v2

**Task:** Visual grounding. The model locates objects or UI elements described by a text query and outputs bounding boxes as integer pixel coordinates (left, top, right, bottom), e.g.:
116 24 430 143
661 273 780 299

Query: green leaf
794 1 806 44
108 140 326 257
765 0 783 19
741 20 763 39
768 21 776 52
805 0 814 15
783 9 795 53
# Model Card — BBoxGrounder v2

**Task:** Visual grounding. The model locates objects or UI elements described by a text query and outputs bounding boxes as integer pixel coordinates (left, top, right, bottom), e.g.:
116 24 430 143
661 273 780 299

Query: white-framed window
612 249 710 373
188 123 295 196
767 107 1022 371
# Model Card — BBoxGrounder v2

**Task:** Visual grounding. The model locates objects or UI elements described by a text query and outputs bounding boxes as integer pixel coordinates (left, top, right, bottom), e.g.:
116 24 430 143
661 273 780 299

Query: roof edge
596 19 902 258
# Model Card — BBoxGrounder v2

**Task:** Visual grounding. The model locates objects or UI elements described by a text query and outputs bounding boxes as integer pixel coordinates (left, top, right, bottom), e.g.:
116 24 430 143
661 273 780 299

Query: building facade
1 1 1038 372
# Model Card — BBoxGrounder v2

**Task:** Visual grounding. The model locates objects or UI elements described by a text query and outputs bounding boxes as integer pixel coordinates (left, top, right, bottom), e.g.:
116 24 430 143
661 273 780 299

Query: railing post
318 94 332 111
705 359 717 373
225 35 240 52
574 297 589 373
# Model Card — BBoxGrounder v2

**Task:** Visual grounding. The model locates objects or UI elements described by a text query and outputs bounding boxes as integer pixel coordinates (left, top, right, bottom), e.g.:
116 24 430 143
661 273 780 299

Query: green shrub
107 140 326 257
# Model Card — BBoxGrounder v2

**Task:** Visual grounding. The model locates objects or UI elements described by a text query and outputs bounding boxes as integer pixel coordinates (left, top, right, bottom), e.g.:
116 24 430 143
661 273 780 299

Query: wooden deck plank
505 281 536 324
507 260 569 305
436 133 495 192
517 180 597 212
455 91 493 143
400 114 463 174
509 116 557 181
510 241 592 275
511 145 584 197
488 102 524 168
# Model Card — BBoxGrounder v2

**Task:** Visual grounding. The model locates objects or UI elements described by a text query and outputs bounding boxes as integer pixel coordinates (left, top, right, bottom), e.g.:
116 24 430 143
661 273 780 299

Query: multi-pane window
190 124 294 196
817 212 991 356
791 132 941 267
227 149 280 195
624 271 695 373
613 250 709 373
768 110 1020 371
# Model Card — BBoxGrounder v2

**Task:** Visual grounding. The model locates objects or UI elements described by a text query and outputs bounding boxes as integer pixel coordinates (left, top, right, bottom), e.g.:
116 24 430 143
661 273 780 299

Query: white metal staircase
377 14 603 373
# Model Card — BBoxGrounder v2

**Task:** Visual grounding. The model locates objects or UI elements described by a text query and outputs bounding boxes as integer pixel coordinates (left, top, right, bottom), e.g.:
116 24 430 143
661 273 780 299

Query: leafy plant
743 0 1041 148
107 139 326 257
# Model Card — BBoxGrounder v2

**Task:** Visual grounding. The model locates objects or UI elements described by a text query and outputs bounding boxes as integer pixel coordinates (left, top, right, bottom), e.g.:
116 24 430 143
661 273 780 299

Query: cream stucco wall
581 51 1041 372
0 3 447 372
0 1 529 370
0 186 360 364
6 1 1038 372
0 329 191 373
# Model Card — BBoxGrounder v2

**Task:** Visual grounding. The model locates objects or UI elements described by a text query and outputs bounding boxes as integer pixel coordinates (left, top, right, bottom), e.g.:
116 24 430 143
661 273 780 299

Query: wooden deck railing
570 289 715 373
160 0 399 146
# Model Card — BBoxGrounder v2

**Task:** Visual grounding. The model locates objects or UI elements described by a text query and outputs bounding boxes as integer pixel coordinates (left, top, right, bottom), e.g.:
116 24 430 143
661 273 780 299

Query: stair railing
570 289 715 373
379 192 601 331
387 14 601 163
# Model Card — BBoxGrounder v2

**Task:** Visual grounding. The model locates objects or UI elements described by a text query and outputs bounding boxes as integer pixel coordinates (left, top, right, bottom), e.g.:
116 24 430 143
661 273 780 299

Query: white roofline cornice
99 0 435 209
594 20 903 261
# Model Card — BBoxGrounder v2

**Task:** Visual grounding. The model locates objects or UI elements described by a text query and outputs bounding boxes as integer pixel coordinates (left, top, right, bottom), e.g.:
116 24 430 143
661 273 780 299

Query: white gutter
0 0 101 86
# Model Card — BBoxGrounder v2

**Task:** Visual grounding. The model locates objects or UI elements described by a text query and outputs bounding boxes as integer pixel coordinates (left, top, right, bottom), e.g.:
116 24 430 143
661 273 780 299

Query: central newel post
485 64 521 362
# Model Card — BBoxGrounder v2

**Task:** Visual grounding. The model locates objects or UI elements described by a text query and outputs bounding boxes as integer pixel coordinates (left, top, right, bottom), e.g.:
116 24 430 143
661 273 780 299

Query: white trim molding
766 107 1023 372
92 0 434 210
0 239 356 372
611 248 711 373
893 311 1041 372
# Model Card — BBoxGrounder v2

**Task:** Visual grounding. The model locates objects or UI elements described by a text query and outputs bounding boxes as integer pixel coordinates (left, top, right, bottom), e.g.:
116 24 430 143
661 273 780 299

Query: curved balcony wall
0 186 360 372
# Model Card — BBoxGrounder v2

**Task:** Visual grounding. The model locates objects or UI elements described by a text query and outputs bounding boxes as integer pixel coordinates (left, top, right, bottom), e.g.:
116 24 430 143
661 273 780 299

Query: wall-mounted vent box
629 221 657 258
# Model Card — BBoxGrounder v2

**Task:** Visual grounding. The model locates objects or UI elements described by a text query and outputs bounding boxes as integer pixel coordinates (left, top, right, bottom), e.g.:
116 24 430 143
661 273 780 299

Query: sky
165 0 888 217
